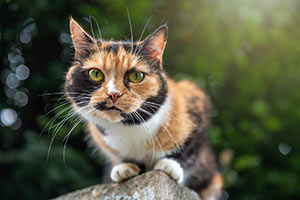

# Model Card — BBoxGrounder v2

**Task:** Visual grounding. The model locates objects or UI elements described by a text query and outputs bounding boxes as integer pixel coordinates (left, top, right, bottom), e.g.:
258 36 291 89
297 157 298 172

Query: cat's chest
102 125 156 161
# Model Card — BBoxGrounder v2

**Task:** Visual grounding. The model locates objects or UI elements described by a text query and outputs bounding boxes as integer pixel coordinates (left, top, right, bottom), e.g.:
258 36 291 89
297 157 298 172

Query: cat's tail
200 172 223 200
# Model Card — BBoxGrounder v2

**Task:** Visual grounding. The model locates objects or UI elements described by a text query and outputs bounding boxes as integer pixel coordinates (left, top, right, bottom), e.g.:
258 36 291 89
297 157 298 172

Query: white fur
107 76 120 94
110 163 139 182
154 158 184 183
87 96 172 167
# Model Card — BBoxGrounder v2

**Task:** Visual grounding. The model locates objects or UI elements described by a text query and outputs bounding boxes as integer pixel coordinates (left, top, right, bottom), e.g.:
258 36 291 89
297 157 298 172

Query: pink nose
108 92 122 103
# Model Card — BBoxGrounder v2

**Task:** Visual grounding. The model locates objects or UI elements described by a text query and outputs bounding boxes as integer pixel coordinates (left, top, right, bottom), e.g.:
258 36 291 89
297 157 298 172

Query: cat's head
65 17 168 124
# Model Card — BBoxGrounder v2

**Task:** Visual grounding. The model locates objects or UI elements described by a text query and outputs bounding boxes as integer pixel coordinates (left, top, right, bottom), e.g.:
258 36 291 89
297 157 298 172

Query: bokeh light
6 72 20 89
14 91 28 107
279 143 291 155
0 108 18 126
59 32 72 44
19 21 36 44
16 64 30 80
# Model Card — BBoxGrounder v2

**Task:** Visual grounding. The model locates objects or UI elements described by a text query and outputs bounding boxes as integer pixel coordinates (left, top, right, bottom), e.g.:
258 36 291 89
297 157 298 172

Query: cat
65 17 223 200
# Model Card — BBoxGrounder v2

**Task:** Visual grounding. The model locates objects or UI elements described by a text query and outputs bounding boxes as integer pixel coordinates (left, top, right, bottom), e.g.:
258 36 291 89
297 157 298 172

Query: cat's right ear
70 17 95 58
140 24 168 64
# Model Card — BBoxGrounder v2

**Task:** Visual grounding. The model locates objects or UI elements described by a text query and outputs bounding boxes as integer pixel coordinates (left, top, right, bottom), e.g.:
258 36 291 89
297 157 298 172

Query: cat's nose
107 92 122 103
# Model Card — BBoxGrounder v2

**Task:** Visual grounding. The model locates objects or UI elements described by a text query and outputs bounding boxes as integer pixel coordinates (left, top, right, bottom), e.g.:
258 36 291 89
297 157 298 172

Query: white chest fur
93 97 172 166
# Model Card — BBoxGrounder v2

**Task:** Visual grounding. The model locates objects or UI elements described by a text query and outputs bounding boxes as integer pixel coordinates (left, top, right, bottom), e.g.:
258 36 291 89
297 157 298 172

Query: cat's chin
100 110 123 123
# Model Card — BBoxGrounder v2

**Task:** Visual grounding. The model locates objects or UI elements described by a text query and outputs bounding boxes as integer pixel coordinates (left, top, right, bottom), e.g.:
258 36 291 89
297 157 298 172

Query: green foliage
1 0 300 199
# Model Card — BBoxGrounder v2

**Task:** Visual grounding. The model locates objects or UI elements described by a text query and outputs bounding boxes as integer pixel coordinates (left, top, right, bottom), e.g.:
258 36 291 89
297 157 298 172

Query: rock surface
53 170 200 200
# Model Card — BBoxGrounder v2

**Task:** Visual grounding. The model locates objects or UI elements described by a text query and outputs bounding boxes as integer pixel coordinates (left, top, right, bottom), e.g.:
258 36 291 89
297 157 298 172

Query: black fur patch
184 165 214 192
122 42 140 54
76 48 96 61
104 43 120 54
84 33 93 43
95 123 107 136
65 67 103 107
94 101 108 111
120 73 168 125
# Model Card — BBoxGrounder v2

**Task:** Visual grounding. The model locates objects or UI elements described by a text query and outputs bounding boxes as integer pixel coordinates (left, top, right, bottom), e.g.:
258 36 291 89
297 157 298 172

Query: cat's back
167 79 210 120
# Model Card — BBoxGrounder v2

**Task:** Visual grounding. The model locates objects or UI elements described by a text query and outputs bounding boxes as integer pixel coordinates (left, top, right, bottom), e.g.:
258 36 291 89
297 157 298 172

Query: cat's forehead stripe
101 41 142 55
103 42 120 54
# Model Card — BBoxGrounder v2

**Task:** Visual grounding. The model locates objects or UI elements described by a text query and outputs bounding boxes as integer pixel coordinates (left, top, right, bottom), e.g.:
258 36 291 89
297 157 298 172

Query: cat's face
65 17 168 124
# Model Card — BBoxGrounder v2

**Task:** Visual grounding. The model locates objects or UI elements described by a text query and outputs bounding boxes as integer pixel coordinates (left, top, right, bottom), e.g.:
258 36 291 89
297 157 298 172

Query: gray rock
52 170 201 200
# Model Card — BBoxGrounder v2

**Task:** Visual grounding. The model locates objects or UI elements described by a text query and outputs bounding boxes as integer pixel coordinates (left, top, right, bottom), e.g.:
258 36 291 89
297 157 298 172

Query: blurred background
1 0 300 199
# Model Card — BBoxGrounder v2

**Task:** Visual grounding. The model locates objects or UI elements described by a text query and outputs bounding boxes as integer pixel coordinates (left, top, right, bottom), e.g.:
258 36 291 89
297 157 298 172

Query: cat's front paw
154 158 184 183
110 163 140 182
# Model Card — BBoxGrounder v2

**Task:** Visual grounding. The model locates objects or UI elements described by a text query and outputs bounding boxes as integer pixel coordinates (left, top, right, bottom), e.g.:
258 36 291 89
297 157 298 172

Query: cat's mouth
94 102 122 112
106 106 122 112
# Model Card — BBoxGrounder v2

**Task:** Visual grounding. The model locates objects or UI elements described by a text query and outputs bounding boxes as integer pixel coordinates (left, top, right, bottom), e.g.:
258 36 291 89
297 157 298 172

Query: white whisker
132 111 156 165
46 105 89 161
62 106 94 164
127 7 134 54
90 15 102 39
134 15 153 55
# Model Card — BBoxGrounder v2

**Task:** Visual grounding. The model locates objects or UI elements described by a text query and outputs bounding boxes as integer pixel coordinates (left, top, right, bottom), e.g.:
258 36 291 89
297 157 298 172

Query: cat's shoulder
168 78 207 98
167 78 210 117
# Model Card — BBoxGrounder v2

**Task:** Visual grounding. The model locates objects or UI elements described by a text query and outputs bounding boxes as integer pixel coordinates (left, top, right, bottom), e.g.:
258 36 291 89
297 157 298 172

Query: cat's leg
154 158 184 183
177 147 223 200
198 172 223 200
183 166 223 200
110 163 140 182
159 137 222 200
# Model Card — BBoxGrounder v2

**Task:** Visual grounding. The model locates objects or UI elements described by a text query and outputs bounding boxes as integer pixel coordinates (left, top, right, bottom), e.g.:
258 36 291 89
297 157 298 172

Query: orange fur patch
148 79 206 152
200 173 223 200
122 163 140 174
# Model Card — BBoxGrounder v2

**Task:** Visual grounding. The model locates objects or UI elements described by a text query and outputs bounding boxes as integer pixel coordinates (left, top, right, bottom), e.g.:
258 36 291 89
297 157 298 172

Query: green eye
128 72 144 83
89 69 104 82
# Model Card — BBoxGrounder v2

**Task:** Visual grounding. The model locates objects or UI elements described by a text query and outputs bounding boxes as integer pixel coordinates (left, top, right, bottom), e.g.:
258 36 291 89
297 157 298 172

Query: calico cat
65 17 223 200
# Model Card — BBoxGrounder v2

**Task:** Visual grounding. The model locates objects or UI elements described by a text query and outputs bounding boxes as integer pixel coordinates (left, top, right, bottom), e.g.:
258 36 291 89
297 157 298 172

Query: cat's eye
89 69 104 82
128 72 144 83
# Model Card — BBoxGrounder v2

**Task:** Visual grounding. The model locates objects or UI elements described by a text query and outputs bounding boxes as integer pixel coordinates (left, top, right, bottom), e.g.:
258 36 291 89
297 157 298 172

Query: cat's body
65 17 222 199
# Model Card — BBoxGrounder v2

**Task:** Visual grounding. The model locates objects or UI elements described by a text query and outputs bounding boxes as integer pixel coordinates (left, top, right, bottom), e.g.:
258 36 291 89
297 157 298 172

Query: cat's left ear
141 24 168 64
70 17 95 58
